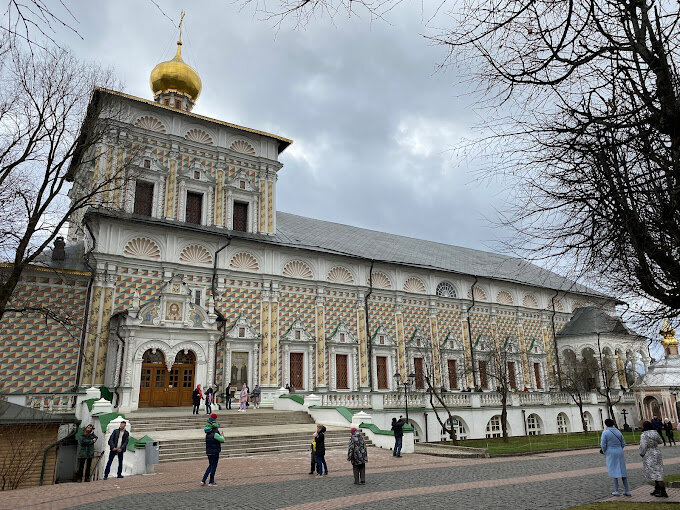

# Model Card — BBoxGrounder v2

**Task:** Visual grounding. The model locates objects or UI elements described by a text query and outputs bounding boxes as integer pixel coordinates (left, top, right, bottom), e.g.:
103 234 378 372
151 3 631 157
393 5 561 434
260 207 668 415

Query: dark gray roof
0 401 78 425
84 208 607 297
275 213 605 296
556 306 632 337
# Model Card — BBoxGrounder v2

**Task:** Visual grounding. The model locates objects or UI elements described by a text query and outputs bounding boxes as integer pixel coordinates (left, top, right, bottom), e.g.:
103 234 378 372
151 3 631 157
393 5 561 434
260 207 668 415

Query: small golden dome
150 41 202 103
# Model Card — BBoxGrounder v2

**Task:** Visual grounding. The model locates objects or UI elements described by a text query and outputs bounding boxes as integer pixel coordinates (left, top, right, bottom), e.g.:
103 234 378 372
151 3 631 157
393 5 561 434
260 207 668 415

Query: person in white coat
600 418 630 497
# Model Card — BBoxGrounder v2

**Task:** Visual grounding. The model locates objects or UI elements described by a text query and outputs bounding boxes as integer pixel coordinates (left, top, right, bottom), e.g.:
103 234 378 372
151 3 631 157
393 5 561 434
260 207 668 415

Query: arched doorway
139 348 196 407
644 396 662 421
139 349 166 408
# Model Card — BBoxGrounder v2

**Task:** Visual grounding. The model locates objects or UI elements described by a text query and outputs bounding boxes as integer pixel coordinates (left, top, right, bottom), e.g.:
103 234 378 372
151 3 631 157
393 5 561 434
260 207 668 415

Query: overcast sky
47 0 511 254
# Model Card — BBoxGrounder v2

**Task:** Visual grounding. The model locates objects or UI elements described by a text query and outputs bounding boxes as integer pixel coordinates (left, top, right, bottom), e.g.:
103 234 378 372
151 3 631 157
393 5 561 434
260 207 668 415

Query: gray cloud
59 0 507 252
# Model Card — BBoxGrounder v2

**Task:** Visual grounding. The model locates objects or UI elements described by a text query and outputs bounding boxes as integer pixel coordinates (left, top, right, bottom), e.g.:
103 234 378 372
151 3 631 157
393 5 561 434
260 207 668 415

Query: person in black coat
224 383 232 410
652 416 667 446
664 418 676 446
104 421 129 479
392 416 406 457
201 421 222 486
315 424 328 475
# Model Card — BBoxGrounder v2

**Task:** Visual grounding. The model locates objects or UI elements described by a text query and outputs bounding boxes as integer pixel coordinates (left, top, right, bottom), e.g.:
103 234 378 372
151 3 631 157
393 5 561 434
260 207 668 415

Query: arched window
486 415 503 438
142 349 165 364
583 411 593 432
174 350 196 364
441 416 468 441
436 282 456 298
527 414 542 435
557 413 570 433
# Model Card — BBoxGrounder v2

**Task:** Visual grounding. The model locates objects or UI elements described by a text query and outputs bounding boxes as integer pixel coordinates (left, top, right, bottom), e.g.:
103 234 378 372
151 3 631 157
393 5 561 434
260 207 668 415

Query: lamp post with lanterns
394 372 416 422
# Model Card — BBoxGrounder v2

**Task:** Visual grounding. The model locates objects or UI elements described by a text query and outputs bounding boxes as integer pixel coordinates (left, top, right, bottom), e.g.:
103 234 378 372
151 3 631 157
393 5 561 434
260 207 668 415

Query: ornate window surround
177 160 216 225
280 316 316 391
125 151 168 218
326 320 359 392
370 325 397 391
224 315 261 389
225 171 259 233
439 331 465 390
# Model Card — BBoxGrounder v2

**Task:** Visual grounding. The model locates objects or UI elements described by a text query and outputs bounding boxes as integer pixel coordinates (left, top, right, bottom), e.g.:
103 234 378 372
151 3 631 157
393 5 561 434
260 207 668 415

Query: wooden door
448 359 458 389
507 362 517 390
152 366 169 406
414 357 424 389
290 352 304 389
336 354 349 389
479 360 488 389
179 363 195 405
376 356 388 389
139 366 153 407
533 363 542 389
233 202 248 232
166 367 180 406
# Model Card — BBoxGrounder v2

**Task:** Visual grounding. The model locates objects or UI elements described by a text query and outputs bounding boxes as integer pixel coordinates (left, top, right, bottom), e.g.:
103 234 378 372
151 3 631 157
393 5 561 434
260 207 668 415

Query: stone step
158 444 353 463
160 437 357 452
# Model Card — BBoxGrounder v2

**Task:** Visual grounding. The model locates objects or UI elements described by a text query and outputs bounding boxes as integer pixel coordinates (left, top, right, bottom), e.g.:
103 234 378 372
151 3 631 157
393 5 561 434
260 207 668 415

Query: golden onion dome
150 41 202 103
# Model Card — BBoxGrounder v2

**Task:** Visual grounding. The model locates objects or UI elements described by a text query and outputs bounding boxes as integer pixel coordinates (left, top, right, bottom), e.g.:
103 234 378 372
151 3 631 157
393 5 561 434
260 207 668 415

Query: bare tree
242 0 680 324
561 352 599 432
0 420 55 490
0 45 127 322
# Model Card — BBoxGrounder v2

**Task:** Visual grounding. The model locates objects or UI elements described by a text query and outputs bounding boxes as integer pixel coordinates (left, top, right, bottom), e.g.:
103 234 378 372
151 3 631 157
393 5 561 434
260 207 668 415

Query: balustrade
321 392 371 409
25 393 77 413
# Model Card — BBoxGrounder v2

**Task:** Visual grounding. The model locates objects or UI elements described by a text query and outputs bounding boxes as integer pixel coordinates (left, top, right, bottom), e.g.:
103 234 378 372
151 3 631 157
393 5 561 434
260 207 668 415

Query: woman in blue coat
600 418 630 496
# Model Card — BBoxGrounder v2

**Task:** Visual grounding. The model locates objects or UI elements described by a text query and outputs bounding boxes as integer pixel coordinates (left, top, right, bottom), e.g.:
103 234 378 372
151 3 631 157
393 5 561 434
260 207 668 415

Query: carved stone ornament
134 115 167 133
230 140 256 155
225 315 261 340
185 128 213 145
327 320 358 344
403 277 426 294
282 315 314 343
368 271 392 290
229 252 259 272
282 260 313 280
179 244 213 265
371 325 396 347
327 266 354 285
123 237 161 259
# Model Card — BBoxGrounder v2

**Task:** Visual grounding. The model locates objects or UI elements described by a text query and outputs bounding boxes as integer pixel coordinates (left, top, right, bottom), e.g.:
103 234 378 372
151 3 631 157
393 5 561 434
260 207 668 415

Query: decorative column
395 297 406 375
166 149 178 219
80 271 105 385
267 169 276 234
460 312 474 388
516 313 531 388
429 300 442 387
269 282 280 387
315 287 327 390
94 269 117 385
226 189 233 230
112 146 126 209
356 293 369 390
215 158 224 227
92 145 103 205
260 284 271 387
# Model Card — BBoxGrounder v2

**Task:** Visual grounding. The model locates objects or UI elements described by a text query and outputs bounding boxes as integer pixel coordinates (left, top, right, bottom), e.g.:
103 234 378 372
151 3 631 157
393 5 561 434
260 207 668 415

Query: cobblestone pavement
5 446 680 509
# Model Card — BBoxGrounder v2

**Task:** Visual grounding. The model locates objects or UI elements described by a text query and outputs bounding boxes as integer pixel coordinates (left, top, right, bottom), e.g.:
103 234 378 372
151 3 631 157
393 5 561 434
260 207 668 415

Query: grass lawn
567 503 680 510
666 473 680 483
453 431 640 455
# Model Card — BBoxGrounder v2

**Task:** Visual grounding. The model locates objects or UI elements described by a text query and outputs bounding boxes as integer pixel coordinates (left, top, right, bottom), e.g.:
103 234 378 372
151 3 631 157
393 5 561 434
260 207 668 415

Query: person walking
315 424 328 476
192 384 203 415
392 416 405 457
238 383 248 412
347 427 368 485
600 418 630 497
651 416 667 446
201 413 224 486
103 421 129 480
205 387 214 415
309 431 318 475
641 420 669 498
252 385 261 409
76 424 98 482
224 383 232 410
664 418 676 446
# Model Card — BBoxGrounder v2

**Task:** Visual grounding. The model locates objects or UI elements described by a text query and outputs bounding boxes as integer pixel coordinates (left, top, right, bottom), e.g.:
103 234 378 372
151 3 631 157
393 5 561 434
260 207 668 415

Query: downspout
112 312 127 408
365 260 374 391
40 427 79 486
466 276 479 389
550 290 562 390
211 237 232 395
75 220 97 389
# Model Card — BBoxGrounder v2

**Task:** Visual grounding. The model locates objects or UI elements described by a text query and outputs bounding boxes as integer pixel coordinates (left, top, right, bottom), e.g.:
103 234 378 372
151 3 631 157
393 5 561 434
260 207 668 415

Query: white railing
321 393 371 409
620 392 636 403
480 393 503 406
25 393 78 413
383 392 405 408
519 392 544 405
440 392 472 407
551 392 572 405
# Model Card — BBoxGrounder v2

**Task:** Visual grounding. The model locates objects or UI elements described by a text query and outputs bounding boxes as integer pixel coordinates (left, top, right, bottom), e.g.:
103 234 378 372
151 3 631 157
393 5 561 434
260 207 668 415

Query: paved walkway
4 446 680 509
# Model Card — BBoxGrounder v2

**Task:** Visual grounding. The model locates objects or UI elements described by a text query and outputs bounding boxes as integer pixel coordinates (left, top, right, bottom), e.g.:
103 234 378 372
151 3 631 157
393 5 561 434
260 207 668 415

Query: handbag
214 432 225 443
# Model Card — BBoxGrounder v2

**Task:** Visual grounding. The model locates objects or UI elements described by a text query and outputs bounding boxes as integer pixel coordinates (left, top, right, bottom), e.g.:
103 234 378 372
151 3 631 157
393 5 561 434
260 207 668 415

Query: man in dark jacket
392 416 406 457
652 416 667 446
104 420 129 479
315 424 328 475
201 421 222 486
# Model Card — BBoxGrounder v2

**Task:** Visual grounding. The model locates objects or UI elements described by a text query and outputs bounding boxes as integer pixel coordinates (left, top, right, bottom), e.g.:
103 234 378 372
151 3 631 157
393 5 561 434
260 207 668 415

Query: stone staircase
127 409 371 463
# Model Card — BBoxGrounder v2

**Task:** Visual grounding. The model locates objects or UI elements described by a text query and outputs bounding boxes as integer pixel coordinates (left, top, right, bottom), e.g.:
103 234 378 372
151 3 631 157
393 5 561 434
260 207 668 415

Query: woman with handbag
201 413 224 486
600 418 630 496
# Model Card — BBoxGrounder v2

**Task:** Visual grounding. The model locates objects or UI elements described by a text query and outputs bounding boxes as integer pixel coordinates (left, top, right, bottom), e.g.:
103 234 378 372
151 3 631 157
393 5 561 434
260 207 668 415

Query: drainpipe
75 220 97 389
211 237 232 396
424 412 429 442
466 276 479 389
40 427 79 485
365 260 374 391
522 409 527 436
112 312 127 408
550 290 562 390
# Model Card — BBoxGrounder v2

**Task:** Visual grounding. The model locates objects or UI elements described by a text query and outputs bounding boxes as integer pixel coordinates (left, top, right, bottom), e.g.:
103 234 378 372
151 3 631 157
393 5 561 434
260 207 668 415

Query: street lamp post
394 372 416 422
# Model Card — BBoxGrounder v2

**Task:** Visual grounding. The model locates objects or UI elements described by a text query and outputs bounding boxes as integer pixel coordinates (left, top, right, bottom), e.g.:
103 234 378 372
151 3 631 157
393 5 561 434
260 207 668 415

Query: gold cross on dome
178 10 185 42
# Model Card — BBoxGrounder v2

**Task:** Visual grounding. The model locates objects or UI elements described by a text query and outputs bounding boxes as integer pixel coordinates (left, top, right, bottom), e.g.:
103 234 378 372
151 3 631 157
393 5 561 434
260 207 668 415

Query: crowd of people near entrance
191 382 262 414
